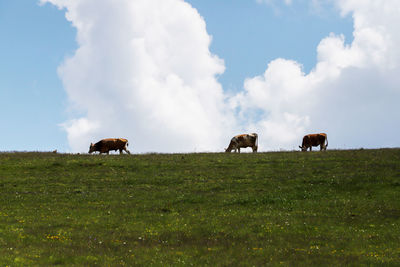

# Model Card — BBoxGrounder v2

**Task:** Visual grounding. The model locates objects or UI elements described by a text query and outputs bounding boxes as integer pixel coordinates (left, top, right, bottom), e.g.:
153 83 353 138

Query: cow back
303 133 327 147
95 138 127 152
235 134 257 147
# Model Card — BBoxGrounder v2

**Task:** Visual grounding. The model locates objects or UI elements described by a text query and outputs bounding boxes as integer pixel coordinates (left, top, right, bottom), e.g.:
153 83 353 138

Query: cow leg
323 143 327 151
119 149 123 154
238 148 241 153
252 146 257 153
310 147 312 151
124 145 131 154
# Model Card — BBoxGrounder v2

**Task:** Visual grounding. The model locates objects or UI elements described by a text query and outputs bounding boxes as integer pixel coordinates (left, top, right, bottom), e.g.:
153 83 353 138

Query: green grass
0 149 399 265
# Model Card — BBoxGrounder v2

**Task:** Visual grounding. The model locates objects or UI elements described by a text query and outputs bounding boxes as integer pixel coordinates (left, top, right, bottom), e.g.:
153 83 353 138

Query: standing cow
299 133 328 151
89 138 131 154
225 133 258 153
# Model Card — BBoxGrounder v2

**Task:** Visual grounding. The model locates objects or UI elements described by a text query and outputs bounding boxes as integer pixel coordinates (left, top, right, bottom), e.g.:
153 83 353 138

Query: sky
0 0 399 153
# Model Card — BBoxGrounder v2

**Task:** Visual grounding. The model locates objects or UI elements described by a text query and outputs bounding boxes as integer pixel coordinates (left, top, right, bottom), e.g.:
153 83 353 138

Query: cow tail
325 136 328 148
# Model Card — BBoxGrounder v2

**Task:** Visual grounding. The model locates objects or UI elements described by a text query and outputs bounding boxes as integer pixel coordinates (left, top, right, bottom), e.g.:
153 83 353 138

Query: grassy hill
0 149 399 265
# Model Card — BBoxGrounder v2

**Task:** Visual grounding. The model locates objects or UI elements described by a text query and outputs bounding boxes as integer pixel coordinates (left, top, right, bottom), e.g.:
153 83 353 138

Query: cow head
88 143 95 154
299 145 307 152
225 148 231 153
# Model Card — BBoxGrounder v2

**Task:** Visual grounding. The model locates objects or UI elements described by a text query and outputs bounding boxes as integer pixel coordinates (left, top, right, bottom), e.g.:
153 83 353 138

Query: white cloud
231 58 313 150
41 0 235 153
236 0 400 149
43 0 400 152
60 118 99 153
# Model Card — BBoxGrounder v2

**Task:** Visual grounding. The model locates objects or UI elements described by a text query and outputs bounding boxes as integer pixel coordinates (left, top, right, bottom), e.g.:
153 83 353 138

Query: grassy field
0 149 399 265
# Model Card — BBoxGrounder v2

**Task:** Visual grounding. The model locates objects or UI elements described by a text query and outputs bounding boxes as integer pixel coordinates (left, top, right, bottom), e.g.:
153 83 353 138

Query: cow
89 138 131 154
299 133 328 152
225 133 258 153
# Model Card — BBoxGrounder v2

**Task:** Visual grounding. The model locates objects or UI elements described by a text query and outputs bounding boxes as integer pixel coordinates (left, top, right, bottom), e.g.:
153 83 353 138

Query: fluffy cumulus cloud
43 0 400 152
236 0 400 150
41 0 235 153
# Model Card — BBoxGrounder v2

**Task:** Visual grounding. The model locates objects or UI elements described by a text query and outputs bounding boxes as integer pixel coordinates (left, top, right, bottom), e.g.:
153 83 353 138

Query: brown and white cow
225 133 258 153
89 138 131 154
299 133 328 151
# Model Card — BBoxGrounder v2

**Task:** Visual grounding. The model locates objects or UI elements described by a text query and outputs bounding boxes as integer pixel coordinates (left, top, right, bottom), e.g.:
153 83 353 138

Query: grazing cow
89 138 131 154
225 133 258 153
299 133 328 151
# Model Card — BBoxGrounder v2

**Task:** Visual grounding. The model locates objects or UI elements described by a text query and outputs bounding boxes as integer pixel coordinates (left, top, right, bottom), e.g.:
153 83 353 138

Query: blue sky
0 1 75 151
1 1 398 152
187 0 353 91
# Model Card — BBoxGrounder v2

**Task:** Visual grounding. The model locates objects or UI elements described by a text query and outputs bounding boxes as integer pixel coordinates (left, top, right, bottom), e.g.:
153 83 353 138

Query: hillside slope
0 149 399 265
